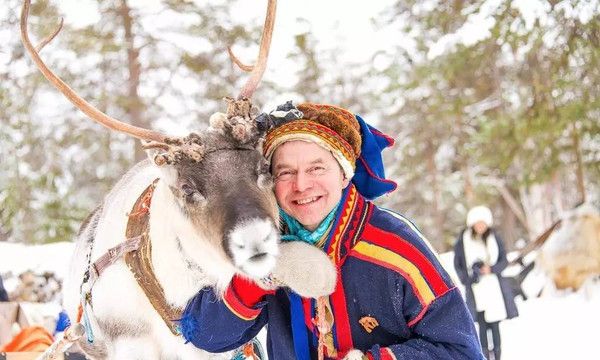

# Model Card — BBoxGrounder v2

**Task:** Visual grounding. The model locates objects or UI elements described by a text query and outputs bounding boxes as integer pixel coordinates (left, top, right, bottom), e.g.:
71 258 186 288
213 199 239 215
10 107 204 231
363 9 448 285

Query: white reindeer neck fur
66 160 236 314
148 180 236 305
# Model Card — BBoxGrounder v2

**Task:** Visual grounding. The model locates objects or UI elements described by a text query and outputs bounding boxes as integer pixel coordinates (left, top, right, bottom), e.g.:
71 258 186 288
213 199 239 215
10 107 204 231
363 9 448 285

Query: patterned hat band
263 120 357 179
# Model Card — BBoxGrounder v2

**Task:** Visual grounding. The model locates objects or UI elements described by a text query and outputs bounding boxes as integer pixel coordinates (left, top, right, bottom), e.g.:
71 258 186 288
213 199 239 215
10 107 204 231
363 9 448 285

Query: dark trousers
476 312 501 360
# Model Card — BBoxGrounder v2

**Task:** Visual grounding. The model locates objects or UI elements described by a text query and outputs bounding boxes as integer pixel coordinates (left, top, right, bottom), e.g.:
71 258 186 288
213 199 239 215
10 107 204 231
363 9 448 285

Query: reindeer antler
142 134 205 165
218 0 277 145
227 47 254 72
20 0 168 144
230 0 277 100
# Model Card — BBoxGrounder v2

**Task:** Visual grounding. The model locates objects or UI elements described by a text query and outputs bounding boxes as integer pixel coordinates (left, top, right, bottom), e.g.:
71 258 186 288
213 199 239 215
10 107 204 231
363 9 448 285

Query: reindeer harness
76 179 263 359
80 178 183 339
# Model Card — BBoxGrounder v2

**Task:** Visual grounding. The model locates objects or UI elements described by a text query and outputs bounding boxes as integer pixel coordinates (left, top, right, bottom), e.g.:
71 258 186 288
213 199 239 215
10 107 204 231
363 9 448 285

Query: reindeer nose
228 218 279 278
249 253 269 262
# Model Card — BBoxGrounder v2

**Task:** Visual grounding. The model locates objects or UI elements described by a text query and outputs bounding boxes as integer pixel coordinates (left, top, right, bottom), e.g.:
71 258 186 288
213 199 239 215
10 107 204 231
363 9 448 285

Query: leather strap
88 236 142 286
124 179 183 336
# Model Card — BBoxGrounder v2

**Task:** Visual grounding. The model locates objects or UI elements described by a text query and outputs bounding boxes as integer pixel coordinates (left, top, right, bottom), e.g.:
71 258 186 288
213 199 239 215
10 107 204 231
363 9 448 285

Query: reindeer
20 0 336 359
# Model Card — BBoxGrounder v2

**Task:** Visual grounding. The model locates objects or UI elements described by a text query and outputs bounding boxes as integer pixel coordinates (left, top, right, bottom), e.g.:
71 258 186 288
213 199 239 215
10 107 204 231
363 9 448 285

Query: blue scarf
279 204 339 245
279 203 341 360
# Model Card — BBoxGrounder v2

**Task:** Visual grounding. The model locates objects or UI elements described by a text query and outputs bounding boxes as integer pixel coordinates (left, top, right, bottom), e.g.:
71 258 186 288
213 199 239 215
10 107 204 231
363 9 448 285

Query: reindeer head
20 0 281 278
143 108 280 278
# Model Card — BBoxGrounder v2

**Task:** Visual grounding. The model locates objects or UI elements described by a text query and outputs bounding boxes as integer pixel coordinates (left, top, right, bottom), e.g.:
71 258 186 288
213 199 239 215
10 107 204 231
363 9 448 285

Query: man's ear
342 175 351 188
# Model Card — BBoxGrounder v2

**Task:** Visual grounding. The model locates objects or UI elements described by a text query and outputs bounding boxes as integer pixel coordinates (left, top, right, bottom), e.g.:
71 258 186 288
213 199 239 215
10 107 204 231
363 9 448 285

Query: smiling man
272 140 350 231
181 102 484 360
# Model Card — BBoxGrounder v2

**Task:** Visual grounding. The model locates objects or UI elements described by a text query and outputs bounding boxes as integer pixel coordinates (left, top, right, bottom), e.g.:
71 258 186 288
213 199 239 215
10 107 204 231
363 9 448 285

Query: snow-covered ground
0 241 75 294
502 283 600 360
440 251 600 360
1 242 599 359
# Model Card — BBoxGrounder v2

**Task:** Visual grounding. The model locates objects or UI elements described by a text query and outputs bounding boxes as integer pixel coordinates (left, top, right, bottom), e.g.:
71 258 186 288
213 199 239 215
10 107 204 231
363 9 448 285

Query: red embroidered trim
362 225 450 296
223 286 262 321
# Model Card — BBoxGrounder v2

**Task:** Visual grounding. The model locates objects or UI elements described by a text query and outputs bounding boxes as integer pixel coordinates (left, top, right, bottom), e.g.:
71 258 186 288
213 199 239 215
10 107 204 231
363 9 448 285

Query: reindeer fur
62 127 284 359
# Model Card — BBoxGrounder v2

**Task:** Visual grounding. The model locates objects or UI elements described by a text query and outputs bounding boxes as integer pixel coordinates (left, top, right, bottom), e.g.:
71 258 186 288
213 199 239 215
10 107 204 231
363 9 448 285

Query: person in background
0 275 9 301
179 102 484 359
454 206 519 360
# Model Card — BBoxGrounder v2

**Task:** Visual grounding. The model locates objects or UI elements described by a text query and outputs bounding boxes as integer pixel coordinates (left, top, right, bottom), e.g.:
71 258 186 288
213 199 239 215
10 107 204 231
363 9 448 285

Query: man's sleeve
178 285 268 352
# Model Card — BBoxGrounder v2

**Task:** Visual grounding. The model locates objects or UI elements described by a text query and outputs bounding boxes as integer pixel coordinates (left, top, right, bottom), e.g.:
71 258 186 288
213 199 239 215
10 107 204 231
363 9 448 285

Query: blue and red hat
258 101 397 200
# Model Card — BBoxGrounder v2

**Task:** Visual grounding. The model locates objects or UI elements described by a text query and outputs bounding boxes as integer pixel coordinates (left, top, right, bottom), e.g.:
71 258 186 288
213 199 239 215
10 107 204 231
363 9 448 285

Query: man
179 102 483 359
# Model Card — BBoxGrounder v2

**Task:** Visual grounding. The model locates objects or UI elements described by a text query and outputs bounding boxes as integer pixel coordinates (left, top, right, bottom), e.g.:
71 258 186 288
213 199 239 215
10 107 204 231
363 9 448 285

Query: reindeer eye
181 184 197 197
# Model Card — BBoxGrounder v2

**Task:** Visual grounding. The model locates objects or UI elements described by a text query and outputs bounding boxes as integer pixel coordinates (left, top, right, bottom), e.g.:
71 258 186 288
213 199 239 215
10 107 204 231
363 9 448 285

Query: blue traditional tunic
180 185 483 359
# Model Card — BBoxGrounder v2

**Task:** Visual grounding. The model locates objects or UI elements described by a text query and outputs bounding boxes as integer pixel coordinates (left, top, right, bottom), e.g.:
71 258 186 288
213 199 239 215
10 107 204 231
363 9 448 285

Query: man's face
272 140 350 231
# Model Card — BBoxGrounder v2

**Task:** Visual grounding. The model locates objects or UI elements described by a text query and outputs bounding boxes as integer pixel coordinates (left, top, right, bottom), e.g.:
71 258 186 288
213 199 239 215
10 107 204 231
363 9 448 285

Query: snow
437 251 600 359
427 0 600 60
502 281 600 360
0 242 74 294
1 242 599 358
57 0 399 84
428 0 502 60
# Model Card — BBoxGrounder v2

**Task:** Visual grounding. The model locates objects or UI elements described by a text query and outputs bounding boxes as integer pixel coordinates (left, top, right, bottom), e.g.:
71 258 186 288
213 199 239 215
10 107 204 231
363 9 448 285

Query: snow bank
502 279 600 359
0 242 74 277
0 241 75 293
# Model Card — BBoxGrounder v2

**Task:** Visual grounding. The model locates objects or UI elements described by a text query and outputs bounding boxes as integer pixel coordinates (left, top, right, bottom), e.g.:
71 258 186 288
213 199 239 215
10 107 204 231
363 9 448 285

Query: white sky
58 0 399 65
36 0 599 130
35 0 600 85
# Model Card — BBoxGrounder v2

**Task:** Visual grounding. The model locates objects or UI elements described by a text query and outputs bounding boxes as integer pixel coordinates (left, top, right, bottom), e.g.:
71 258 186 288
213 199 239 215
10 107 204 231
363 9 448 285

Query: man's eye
308 166 326 175
276 170 293 180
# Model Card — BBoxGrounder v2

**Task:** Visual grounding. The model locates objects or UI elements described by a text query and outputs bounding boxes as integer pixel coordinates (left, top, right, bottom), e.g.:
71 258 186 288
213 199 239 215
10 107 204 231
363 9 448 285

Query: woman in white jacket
454 206 519 360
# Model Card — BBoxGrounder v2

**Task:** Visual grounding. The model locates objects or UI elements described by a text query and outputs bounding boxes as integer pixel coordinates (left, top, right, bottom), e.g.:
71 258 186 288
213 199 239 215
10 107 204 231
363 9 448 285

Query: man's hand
258 241 337 298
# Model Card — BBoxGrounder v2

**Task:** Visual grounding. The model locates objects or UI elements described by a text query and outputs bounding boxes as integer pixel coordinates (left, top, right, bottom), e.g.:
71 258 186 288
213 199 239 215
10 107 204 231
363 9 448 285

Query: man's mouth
294 196 321 205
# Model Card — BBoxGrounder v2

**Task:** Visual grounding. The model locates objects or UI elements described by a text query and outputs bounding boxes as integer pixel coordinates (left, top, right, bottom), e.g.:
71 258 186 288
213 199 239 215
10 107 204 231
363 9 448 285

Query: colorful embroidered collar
287 184 372 360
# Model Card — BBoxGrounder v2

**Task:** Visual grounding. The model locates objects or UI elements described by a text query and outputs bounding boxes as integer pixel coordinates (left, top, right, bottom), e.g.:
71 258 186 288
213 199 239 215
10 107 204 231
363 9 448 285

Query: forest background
1 0 598 253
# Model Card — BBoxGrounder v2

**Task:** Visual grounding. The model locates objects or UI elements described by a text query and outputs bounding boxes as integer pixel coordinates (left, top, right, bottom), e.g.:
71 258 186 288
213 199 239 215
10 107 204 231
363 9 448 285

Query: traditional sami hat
258 101 397 200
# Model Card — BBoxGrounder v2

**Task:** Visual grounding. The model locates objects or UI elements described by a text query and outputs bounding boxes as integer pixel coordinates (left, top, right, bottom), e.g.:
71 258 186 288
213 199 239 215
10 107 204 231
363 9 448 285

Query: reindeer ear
150 152 171 166
140 144 178 185
156 160 179 186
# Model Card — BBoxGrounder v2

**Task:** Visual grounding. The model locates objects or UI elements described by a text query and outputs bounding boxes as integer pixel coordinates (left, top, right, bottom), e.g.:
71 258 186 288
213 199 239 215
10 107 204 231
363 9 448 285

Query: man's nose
293 171 312 192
